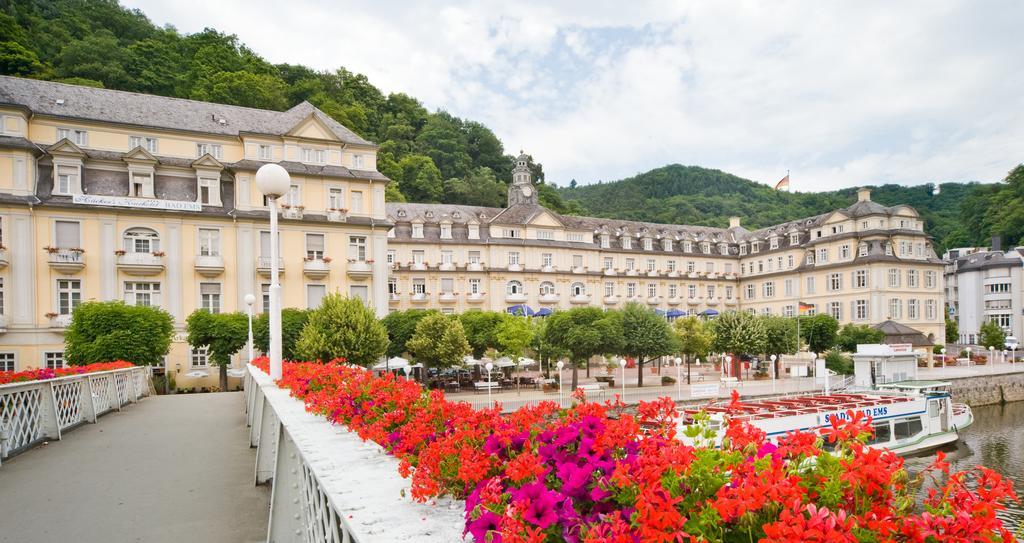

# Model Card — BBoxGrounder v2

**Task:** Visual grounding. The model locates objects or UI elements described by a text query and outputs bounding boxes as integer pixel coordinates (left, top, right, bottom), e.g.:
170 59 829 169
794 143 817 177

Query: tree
495 316 535 361
186 310 248 390
618 303 675 387
253 308 310 361
381 309 436 358
0 41 47 77
945 314 959 344
65 301 174 367
389 154 444 203
835 323 886 353
711 311 766 357
978 320 1007 351
459 311 506 358
293 294 389 366
800 314 840 354
406 313 471 370
190 70 289 110
762 316 798 378
543 307 623 390
672 316 713 384
443 167 507 208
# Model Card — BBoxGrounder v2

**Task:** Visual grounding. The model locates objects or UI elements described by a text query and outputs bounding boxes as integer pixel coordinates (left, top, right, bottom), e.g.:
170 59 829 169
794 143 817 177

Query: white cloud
126 0 1024 189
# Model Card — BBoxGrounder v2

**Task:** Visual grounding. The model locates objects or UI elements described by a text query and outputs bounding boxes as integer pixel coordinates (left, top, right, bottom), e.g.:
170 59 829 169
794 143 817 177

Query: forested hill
0 0 576 213
557 164 1023 254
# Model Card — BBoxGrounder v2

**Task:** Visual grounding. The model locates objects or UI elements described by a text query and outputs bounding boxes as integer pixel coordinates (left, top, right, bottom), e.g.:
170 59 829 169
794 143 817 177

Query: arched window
507 280 523 295
571 282 586 296
539 281 556 296
123 227 160 253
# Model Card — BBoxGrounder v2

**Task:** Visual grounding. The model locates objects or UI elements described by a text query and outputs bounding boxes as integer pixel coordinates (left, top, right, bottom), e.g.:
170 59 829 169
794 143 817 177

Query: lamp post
255 163 290 381
674 357 682 402
989 346 995 374
618 358 627 402
402 365 412 380
770 354 777 394
244 293 256 364
1011 345 1017 367
966 347 971 368
485 362 494 406
556 361 565 407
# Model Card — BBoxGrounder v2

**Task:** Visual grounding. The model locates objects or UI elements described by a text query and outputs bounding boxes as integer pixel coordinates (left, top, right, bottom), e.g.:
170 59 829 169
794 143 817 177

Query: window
259 231 281 259
411 223 423 238
0 353 13 372
468 278 481 295
297 234 324 263
307 285 327 309
647 283 658 298
668 284 678 298
261 284 270 312
507 280 523 295
603 257 614 271
441 250 453 266
986 283 1011 294
643 238 653 251
412 279 426 295
440 278 454 294
806 253 815 265
604 282 615 297
199 228 220 256
707 285 716 299
55 165 78 195
817 248 828 263
763 282 775 298
686 261 695 273
739 244 747 256
350 191 363 213
302 148 326 163
832 224 845 234
725 286 733 299
646 258 656 272
888 268 900 288
925 271 937 289
57 279 81 315
198 177 220 206
328 187 344 210
200 283 221 313
468 251 481 265
350 285 369 304
828 273 842 292
573 254 584 268
567 232 583 242
701 242 711 253
663 239 673 251
706 262 715 273
440 224 452 239
57 127 87 145
508 252 521 266
790 233 800 245
784 279 794 296
907 299 919 319
829 301 841 320
353 154 365 169
840 245 850 259
388 278 398 295
542 253 553 267
258 145 272 160
128 171 153 198
571 282 585 297
684 241 693 253
855 300 868 320
626 283 637 297
745 284 755 299
504 228 520 239
925 299 937 320
854 269 868 288
667 260 676 272
888 298 902 319
893 418 923 440
123 227 160 254
769 237 779 250
191 347 209 368
129 136 158 152
885 243 893 256
600 234 610 248
859 243 868 257
348 235 366 261
907 270 919 288
537 230 554 241
539 281 556 296
468 224 480 239
625 258 635 271
989 314 1012 329
751 242 760 253
689 285 698 299
621 237 632 250
45 352 65 369
196 143 223 159
806 276 816 294
125 282 160 307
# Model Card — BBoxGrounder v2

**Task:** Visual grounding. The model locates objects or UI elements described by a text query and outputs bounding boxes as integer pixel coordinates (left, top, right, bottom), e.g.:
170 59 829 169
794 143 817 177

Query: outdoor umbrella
700 309 720 317
535 307 553 317
666 309 685 318
506 304 536 317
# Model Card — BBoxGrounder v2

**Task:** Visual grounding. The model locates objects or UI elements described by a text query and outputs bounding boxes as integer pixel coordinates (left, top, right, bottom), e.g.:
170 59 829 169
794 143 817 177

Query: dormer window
739 243 747 256
751 242 760 253
258 145 272 160
353 154 365 169
683 241 692 252
621 237 632 250
537 230 554 240
197 176 221 206
806 253 815 265
662 239 672 251
440 224 452 239
129 136 158 153
718 243 728 255
54 164 79 195
128 171 153 198
468 224 479 239
832 225 844 234
643 238 653 251
504 228 520 239
600 234 610 248
769 237 779 250
858 243 868 257
790 233 800 245
302 148 326 163
412 223 424 239
700 242 710 253
57 128 87 146
884 243 893 256
196 143 223 159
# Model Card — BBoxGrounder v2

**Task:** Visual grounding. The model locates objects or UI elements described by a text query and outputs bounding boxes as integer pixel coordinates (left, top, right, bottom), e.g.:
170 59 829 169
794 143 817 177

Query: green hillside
557 164 1023 254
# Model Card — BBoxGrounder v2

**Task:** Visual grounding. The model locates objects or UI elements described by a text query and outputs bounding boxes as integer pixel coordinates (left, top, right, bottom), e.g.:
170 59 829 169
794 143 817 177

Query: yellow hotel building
386 155 946 344
0 76 390 387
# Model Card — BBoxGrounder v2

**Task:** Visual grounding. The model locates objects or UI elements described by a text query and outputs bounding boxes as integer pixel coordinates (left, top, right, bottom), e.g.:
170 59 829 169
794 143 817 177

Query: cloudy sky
126 0 1024 190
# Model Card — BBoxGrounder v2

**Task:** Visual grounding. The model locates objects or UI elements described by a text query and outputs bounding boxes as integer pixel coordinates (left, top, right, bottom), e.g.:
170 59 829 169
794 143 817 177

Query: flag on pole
798 301 815 314
774 172 790 191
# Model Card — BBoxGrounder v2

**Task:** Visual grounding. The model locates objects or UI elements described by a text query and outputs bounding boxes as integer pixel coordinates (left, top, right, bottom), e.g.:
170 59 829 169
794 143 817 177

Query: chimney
857 187 871 202
728 216 741 228
992 236 1002 252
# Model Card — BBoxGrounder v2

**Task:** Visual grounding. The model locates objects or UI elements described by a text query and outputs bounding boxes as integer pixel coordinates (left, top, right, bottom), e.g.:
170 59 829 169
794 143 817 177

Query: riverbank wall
946 372 1024 406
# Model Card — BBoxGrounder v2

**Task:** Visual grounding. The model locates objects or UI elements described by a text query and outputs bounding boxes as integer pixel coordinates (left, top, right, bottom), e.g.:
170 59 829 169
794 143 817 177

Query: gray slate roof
0 76 373 146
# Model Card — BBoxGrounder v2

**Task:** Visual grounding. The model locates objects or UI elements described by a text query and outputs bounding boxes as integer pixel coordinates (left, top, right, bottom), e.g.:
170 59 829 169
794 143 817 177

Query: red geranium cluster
0 361 135 386
253 357 1019 542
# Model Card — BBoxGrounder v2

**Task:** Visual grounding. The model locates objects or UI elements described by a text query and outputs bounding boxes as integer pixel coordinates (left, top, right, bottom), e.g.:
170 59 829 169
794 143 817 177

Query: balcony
466 262 484 272
410 292 429 304
281 206 304 220
438 262 456 271
409 262 427 271
624 269 639 277
506 292 527 304
541 265 556 273
194 254 225 277
346 260 373 280
438 292 457 303
647 296 661 305
467 292 486 304
646 270 659 277
571 294 592 305
725 297 738 306
256 256 285 277
667 296 683 305
49 314 73 329
116 252 165 276
539 293 560 304
687 272 701 279
687 297 700 306
603 295 620 305
507 264 523 272
326 209 348 223
303 259 330 279
47 248 85 274
707 272 719 280
0 248 7 269
388 293 400 303
706 297 720 306
603 268 617 276
666 270 679 278
571 266 586 274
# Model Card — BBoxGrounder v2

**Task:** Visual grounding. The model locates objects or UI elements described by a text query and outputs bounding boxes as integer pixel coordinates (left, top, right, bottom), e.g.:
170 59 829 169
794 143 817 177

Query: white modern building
944 240 1024 345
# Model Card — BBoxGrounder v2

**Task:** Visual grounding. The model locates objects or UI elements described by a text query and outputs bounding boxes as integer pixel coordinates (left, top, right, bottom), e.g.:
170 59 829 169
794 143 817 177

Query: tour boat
679 380 973 456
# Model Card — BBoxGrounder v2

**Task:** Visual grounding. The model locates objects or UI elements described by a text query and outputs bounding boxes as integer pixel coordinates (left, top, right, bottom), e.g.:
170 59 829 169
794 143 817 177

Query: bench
577 383 609 397
473 381 500 393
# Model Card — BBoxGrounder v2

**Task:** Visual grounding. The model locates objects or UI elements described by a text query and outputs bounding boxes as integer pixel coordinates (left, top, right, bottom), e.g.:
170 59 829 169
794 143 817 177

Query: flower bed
0 361 135 386
252 357 1018 542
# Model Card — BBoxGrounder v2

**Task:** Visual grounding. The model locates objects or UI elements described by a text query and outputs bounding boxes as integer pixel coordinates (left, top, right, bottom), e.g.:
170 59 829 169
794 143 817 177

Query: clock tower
507 150 538 207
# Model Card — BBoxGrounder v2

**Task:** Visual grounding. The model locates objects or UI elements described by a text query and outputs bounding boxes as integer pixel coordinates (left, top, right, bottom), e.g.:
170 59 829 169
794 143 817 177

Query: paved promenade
0 392 269 543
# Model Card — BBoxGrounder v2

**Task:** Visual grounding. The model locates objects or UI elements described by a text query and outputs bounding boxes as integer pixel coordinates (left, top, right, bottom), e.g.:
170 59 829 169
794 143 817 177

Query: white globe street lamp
989 346 995 374
485 362 495 406
244 293 256 364
770 354 778 393
618 358 627 401
255 163 290 380
556 361 565 407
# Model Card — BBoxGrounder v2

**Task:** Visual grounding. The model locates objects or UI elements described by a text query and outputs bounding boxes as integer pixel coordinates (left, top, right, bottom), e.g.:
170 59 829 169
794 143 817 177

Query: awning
517 357 536 366
535 307 553 317
507 304 535 317
700 309 720 317
462 355 483 366
666 309 686 318
495 357 517 368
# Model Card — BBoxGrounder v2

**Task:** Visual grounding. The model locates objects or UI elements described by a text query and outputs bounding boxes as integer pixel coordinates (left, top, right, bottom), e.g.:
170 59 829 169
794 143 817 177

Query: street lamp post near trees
674 357 682 401
989 346 995 374
244 293 256 364
485 361 494 406
770 354 777 393
254 163 291 381
618 358 627 401
556 361 565 407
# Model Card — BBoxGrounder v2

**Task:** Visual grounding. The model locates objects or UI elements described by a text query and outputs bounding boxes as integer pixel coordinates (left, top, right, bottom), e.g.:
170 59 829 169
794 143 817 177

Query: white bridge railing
244 364 465 543
0 366 150 466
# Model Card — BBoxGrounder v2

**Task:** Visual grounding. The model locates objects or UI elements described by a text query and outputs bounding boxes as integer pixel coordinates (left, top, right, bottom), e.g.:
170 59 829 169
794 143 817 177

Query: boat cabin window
868 421 891 444
893 418 923 440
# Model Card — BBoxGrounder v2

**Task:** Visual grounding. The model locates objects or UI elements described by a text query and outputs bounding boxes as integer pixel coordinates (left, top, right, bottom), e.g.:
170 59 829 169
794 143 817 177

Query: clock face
521 185 533 197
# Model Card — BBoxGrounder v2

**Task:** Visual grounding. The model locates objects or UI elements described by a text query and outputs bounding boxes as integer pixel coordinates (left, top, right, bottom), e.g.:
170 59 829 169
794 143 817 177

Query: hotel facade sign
73 194 203 212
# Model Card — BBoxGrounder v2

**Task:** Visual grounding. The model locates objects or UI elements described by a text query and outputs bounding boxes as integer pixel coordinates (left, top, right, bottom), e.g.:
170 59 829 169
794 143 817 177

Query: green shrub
65 301 173 366
824 350 854 375
294 294 388 366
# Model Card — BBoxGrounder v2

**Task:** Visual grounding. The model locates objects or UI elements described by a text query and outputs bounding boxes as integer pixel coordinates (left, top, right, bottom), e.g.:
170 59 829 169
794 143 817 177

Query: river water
903 401 1024 533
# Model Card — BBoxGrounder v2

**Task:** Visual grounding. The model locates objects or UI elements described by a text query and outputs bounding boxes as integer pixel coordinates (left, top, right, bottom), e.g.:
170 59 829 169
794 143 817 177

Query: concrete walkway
0 392 269 543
